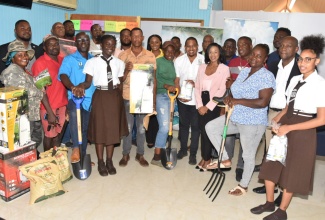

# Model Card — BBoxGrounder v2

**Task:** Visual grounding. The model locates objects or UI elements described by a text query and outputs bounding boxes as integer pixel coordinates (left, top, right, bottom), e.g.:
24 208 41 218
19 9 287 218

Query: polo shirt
174 53 204 106
118 47 156 100
156 56 176 94
32 53 68 110
286 70 325 114
228 57 250 80
58 51 95 111
230 67 276 125
83 55 125 87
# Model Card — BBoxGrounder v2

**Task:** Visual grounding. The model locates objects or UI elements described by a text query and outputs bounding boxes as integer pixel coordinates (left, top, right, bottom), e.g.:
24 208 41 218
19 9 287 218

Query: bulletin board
70 14 140 32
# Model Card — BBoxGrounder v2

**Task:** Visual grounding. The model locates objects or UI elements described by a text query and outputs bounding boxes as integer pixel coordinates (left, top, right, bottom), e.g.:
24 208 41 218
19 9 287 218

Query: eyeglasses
76 38 89 43
296 57 317 63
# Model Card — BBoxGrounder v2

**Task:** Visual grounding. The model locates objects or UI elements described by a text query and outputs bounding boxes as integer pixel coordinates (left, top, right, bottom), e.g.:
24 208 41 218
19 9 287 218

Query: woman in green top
151 41 178 166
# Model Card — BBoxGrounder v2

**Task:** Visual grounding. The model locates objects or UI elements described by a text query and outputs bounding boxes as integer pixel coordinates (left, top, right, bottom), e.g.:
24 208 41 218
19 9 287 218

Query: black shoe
65 141 73 148
177 150 188 160
188 155 196 165
235 168 243 182
253 185 278 194
274 192 283 207
250 202 275 215
254 164 261 172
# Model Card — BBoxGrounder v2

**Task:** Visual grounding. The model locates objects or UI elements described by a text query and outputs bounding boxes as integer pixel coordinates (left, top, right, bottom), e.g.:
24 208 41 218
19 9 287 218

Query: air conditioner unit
33 0 77 10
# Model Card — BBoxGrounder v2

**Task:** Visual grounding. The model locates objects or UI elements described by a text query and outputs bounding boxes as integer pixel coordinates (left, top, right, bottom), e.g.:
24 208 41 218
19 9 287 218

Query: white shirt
174 53 204 105
83 55 125 86
269 59 294 109
286 70 325 114
89 40 101 56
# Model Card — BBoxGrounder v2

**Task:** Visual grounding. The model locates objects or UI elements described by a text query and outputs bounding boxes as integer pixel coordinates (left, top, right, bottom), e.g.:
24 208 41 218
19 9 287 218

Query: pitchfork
203 105 234 202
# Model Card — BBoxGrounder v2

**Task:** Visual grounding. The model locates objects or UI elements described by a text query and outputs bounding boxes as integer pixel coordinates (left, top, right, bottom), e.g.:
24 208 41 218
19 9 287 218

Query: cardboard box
0 141 36 202
0 86 30 152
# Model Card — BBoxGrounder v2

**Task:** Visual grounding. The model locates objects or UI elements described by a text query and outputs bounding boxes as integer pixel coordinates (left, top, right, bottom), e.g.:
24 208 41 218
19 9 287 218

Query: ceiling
222 0 325 13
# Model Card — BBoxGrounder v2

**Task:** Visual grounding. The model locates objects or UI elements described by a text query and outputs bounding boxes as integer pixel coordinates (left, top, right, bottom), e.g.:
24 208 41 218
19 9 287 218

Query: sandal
206 161 231 170
228 185 248 196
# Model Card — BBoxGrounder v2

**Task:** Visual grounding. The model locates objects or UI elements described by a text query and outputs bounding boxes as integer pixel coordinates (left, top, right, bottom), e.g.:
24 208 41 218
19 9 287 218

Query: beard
65 31 75 38
18 35 31 42
121 41 131 47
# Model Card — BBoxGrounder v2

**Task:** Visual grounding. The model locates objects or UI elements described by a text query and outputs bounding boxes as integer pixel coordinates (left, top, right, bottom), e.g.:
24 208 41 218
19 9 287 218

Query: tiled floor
1 133 325 220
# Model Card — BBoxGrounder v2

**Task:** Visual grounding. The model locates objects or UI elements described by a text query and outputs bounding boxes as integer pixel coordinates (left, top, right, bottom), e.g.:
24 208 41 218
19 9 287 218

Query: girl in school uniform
251 35 325 220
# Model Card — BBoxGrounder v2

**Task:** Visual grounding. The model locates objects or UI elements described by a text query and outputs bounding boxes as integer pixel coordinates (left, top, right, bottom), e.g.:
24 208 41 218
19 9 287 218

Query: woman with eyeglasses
251 34 325 220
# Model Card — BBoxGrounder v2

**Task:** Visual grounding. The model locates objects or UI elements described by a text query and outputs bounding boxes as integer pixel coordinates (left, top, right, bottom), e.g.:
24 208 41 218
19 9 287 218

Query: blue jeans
67 99 90 155
122 100 145 155
154 94 170 148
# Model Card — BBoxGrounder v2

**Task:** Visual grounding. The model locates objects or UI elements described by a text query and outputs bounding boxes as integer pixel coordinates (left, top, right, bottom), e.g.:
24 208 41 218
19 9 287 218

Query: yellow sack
19 157 65 204
40 146 73 184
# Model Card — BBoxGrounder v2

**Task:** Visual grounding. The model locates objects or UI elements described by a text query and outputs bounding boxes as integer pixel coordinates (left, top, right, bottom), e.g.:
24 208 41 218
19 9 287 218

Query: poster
222 18 279 51
130 64 154 114
161 26 223 52
58 38 77 57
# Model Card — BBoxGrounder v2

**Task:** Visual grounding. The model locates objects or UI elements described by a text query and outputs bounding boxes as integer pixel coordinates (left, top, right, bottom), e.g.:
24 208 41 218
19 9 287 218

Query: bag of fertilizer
19 157 65 204
40 146 73 184
34 68 52 89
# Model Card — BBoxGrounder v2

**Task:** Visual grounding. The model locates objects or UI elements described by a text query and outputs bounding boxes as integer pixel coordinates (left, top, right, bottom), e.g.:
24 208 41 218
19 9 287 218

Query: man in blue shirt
58 32 95 163
223 38 237 66
266 28 291 67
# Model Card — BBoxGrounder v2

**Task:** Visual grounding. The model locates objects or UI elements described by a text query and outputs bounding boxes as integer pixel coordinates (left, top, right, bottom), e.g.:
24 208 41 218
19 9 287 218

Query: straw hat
2 40 35 62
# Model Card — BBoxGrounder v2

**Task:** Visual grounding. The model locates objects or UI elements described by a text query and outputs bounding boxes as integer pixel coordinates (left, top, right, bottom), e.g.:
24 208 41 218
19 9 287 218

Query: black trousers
145 115 158 145
198 91 220 161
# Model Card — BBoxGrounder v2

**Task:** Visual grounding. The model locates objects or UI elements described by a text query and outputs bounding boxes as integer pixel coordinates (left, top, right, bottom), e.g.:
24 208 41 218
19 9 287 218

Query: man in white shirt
253 36 301 206
175 37 204 165
89 24 103 56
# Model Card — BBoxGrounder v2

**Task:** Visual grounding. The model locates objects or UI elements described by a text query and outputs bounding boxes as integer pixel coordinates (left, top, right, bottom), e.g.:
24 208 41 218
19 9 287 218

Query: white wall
209 11 325 77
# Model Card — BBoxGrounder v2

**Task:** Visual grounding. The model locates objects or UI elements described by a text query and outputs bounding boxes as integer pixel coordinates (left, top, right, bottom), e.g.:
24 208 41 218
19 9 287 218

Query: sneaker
188 155 197 165
151 158 163 167
177 150 188 160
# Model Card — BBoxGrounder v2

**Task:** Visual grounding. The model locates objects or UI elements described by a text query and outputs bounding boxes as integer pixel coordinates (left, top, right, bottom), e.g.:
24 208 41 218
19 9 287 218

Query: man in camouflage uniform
1 40 45 157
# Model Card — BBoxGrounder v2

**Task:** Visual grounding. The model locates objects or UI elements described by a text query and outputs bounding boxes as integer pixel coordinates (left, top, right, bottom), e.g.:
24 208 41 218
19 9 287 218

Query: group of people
0 19 325 220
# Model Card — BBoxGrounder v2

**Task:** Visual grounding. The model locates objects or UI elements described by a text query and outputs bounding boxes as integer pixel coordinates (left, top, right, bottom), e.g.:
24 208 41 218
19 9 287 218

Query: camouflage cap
2 40 35 62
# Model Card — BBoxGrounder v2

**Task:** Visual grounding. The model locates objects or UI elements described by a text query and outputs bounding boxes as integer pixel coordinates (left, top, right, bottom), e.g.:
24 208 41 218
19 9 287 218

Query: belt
292 110 315 118
96 85 118 90
270 107 282 112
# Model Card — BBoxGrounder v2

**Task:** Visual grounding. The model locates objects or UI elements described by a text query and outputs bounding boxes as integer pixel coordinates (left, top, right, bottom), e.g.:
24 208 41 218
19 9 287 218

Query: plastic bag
266 135 288 166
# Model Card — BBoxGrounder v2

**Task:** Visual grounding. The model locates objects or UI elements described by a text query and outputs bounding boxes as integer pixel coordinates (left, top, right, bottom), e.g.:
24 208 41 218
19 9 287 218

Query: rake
203 105 233 202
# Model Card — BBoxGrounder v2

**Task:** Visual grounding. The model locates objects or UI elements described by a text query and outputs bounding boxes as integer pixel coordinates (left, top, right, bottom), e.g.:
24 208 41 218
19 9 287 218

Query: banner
129 64 154 114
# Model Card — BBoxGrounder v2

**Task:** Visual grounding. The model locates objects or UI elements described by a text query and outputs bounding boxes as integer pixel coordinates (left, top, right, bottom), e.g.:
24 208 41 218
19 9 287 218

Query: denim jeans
154 94 170 148
61 123 71 144
67 99 90 155
206 115 265 188
177 100 200 156
122 100 145 155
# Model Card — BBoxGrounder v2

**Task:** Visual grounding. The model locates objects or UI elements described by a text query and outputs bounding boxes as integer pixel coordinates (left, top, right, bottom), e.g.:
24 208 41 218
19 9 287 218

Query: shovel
161 88 179 170
71 96 92 180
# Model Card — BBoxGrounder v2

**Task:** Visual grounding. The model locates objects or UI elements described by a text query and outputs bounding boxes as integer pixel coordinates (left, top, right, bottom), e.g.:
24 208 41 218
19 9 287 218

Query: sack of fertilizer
40 146 73 184
34 68 52 89
19 157 65 204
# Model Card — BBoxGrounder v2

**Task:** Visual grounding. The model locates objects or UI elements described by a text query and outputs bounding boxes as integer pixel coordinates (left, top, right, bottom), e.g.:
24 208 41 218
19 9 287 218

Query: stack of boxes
0 87 36 201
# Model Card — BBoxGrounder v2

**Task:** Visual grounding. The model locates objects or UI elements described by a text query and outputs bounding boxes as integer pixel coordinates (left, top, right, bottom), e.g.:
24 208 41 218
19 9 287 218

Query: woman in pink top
195 43 230 171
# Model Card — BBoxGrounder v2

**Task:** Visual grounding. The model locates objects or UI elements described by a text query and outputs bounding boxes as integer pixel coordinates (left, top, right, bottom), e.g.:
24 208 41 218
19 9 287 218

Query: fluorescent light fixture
288 0 296 10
